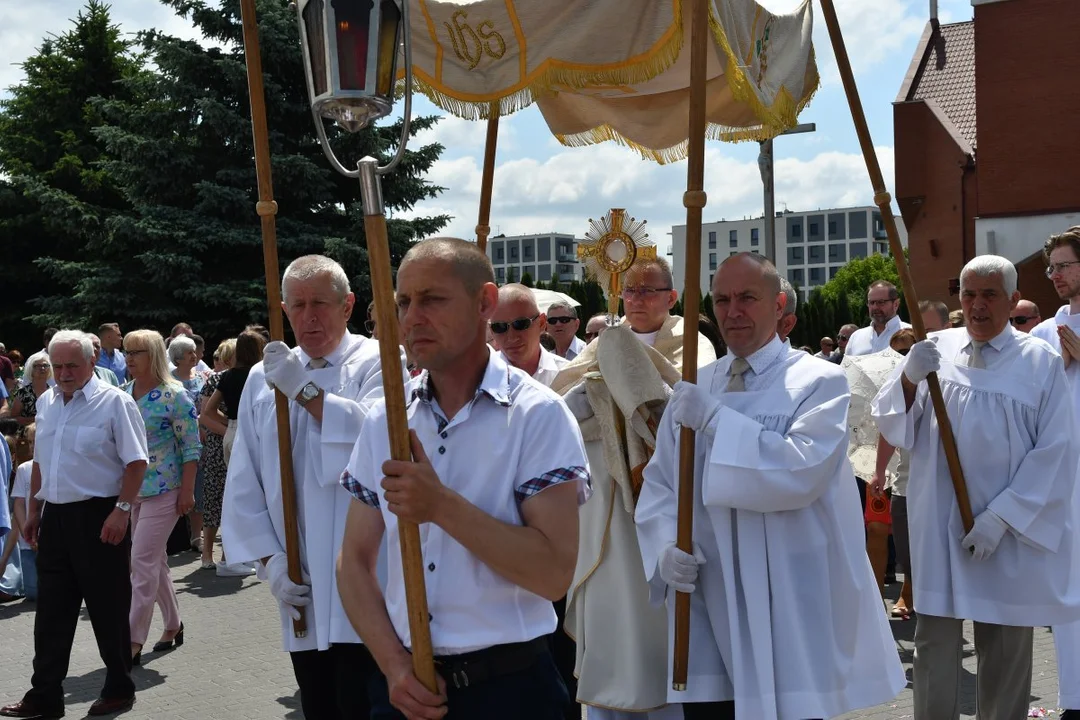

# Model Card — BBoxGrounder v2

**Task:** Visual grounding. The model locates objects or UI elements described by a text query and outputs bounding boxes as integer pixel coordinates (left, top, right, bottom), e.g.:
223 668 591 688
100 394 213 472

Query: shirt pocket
75 426 107 454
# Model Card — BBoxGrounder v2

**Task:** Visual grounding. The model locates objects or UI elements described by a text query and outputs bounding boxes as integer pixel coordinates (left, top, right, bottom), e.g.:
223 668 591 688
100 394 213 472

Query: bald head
497 283 540 313
1010 299 1041 333
399 237 495 295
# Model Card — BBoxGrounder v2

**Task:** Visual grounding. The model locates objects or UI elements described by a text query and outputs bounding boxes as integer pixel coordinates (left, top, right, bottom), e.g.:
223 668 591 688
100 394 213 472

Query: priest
636 252 905 720
873 254 1080 719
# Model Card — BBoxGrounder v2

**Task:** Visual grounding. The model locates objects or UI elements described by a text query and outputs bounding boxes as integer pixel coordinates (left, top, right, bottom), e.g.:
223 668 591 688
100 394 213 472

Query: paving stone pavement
0 558 1065 719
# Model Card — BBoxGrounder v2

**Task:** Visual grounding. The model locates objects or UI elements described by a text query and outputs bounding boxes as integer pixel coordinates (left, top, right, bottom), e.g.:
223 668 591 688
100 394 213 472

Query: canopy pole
673 0 709 692
238 0 306 638
818 0 973 532
476 103 501 254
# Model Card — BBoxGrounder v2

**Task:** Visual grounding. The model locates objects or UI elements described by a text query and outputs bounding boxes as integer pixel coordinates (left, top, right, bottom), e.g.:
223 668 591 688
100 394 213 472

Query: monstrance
578 208 656 317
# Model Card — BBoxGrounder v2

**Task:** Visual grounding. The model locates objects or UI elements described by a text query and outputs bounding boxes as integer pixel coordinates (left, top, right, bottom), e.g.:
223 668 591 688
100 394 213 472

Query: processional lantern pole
295 0 438 690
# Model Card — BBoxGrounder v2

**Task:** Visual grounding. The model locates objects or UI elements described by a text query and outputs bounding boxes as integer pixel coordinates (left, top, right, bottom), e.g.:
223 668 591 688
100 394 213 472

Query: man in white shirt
873 254 1080 720
337 237 589 720
846 280 911 357
636 253 904 719
490 283 567 387
546 301 587 360
831 323 859 364
221 255 395 720
1 330 148 720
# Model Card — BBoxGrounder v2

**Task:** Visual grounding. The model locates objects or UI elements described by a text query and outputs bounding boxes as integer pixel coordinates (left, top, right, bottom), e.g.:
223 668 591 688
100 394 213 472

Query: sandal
190 537 204 554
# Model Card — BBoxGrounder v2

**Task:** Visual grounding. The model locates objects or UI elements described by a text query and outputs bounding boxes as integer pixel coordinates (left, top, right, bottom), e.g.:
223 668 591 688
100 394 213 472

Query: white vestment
551 316 715 712
872 326 1080 627
636 337 906 719
222 333 397 652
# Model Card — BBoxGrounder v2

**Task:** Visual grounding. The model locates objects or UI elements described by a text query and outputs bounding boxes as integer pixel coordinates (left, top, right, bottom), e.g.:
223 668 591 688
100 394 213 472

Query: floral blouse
125 381 202 498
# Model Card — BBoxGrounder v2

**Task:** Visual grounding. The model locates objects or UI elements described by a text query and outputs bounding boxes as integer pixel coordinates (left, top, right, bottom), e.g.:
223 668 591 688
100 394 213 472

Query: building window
708 273 714 287
809 223 819 236
496 267 505 282
510 246 518 260
524 245 533 260
848 212 867 239
809 267 824 285
874 242 889 255
788 268 804 286
828 244 846 262
830 266 842 279
791 223 802 238
751 228 759 246
709 252 717 270
808 245 824 264
788 246 804 265
729 251 738 257
828 221 837 235
496 248 504 261
729 230 738 247
850 242 868 259
708 231 716 249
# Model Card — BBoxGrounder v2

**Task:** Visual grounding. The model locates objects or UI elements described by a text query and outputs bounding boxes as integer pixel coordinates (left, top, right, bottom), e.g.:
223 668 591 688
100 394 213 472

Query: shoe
87 696 134 716
200 560 215 570
131 651 140 667
152 623 184 652
216 561 256 578
0 699 64 718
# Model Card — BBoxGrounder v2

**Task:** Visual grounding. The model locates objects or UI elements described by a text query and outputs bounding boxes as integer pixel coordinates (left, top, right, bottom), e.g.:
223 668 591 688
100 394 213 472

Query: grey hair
48 329 93 361
168 334 197 364
960 254 1017 296
779 278 798 316
546 300 576 318
282 255 350 304
25 351 51 378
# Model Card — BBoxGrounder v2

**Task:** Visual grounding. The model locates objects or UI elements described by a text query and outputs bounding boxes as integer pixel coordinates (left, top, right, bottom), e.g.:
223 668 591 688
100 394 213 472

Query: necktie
968 341 986 370
308 357 329 370
727 357 750 392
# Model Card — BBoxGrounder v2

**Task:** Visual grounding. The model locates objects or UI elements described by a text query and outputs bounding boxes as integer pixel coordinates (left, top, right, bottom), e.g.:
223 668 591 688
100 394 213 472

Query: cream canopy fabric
404 0 819 162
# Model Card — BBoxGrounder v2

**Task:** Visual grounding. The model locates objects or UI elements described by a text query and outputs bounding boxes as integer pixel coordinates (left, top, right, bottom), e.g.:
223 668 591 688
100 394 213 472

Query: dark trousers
289 643 375 720
550 597 580 720
369 645 568 720
26 496 133 710
683 701 735 719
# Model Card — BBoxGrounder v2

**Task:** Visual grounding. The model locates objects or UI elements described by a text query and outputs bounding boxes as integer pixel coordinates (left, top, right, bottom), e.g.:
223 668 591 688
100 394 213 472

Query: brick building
894 0 1080 315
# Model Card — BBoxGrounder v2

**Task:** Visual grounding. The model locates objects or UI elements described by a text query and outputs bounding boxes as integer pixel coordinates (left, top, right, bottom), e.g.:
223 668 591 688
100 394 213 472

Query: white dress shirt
564 336 587 361
342 347 589 655
33 375 148 504
11 462 33 550
845 315 911 357
532 347 569 387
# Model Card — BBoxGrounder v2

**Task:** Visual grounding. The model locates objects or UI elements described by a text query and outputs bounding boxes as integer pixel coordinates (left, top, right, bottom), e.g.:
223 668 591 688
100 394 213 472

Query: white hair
168 334 196 364
960 254 1017 296
48 329 93 361
779 278 798 316
25 351 51 377
282 255 350 303
546 300 577 317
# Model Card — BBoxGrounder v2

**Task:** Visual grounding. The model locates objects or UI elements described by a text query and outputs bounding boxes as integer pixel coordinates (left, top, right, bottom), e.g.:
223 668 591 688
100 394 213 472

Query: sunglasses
837 335 851 341
490 314 539 334
547 316 576 325
1010 316 1039 325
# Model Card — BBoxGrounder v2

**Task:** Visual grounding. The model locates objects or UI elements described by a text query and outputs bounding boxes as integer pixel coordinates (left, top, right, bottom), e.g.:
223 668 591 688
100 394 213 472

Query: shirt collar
872 315 902 337
735 333 786 376
411 346 512 408
535 347 562 375
297 332 352 369
1056 305 1080 320
967 324 1015 352
70 374 102 402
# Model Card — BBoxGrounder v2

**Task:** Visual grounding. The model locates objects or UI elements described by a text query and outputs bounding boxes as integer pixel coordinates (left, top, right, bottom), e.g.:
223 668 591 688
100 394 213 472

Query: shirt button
428 563 436 572
440 431 448 439
438 446 446 454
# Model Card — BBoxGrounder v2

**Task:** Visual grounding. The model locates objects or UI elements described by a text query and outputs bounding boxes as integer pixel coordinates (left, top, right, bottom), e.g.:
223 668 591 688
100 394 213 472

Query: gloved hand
903 340 941 384
265 552 311 621
960 509 1009 561
658 542 706 594
668 381 721 434
562 382 593 422
263 341 310 400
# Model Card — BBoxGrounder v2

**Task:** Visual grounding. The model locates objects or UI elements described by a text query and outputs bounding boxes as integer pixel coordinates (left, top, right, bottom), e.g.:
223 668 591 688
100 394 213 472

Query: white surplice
222 333 398 652
636 336 905 719
872 326 1080 627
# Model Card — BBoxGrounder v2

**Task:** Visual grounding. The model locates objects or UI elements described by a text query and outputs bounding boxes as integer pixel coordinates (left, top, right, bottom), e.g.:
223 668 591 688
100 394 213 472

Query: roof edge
897 21 935 103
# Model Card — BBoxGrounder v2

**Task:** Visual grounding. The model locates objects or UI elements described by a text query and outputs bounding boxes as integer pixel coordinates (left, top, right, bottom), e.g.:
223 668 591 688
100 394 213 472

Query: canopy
405 0 819 162
531 288 581 314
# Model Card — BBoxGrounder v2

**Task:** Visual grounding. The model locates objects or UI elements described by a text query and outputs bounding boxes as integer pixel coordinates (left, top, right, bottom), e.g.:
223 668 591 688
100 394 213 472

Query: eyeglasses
547 316 576 325
364 319 376 334
490 314 539 334
1010 315 1040 325
837 335 851 342
1046 261 1080 277
124 349 148 358
621 287 672 300
32 365 50 372
867 298 896 307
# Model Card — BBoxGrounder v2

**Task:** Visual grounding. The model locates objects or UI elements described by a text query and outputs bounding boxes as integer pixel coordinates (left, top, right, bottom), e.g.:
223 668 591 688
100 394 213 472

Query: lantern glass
375 0 401 97
302 0 328 99
333 0 372 91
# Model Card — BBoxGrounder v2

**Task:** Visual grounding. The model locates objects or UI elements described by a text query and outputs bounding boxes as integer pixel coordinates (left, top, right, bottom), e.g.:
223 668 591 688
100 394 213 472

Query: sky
1 0 977 254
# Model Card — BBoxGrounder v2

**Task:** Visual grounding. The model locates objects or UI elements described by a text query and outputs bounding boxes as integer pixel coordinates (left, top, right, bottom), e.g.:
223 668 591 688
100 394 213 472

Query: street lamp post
758 122 816 264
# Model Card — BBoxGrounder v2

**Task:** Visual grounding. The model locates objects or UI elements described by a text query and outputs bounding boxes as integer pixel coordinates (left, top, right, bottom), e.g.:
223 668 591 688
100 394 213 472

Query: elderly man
873 255 1080 720
636 253 904 719
846 281 911 357
584 314 610 343
95 323 126 382
814 337 835 360
491 284 568 386
777 278 798 343
338 238 588 719
222 255 397 720
88 334 120 387
1010 298 1042 333
1 331 148 720
831 323 859 363
546 301 587 360
551 257 715 719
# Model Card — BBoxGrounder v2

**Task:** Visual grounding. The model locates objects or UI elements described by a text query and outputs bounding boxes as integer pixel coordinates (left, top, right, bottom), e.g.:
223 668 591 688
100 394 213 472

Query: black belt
434 636 548 689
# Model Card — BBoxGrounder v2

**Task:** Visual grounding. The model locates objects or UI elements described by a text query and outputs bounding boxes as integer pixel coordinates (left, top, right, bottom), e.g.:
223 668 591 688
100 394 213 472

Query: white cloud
806 0 929 84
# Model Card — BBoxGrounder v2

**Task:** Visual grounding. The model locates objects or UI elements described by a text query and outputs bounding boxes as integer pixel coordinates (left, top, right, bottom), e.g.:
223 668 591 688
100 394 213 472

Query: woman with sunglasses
4 352 51 427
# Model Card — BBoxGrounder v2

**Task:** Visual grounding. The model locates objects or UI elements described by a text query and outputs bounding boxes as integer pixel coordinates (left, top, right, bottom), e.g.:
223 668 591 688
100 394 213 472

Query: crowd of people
1 226 1080 720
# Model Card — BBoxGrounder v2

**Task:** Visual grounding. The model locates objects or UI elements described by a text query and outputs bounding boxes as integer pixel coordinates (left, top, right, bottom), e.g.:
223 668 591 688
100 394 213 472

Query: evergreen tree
520 271 534 288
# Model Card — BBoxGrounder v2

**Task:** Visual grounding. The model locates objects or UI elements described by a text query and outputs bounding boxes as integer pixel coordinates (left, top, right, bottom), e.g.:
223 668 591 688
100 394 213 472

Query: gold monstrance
578 208 656 316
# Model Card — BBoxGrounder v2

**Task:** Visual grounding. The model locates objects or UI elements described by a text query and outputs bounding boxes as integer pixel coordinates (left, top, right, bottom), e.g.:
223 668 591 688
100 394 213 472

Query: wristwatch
115 501 132 513
296 381 321 407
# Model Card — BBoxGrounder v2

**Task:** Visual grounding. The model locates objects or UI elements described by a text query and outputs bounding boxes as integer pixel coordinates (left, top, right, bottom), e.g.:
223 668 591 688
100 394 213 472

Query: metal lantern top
297 0 403 133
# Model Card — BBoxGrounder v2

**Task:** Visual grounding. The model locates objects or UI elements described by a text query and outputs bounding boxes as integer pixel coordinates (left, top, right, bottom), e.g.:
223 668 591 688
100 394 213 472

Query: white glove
265 553 311 621
263 341 310 400
903 340 941 384
960 509 1009 561
562 382 594 422
658 542 706 594
668 381 721 434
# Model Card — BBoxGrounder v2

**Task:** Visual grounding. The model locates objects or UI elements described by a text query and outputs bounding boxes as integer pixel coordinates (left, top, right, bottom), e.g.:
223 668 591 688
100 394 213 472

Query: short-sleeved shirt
341 347 589 655
13 384 41 421
34 376 149 504
11 461 33 550
124 382 202 498
217 367 251 421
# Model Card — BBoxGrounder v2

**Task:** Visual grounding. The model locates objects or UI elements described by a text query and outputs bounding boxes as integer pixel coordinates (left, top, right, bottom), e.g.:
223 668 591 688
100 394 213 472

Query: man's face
282 274 355 359
101 327 122 351
490 295 544 370
921 309 948 333
1049 246 1080 301
51 341 94 397
960 273 1019 342
396 257 495 371
90 335 102 363
585 316 608 342
867 286 900 327
713 258 783 357
820 338 835 354
545 307 579 346
622 265 677 334
1009 300 1041 333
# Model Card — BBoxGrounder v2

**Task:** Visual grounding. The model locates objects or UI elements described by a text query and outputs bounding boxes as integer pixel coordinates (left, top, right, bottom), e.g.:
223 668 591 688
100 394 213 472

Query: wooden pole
818 0 974 533
238 0 306 637
475 103 500 254
673 0 709 691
